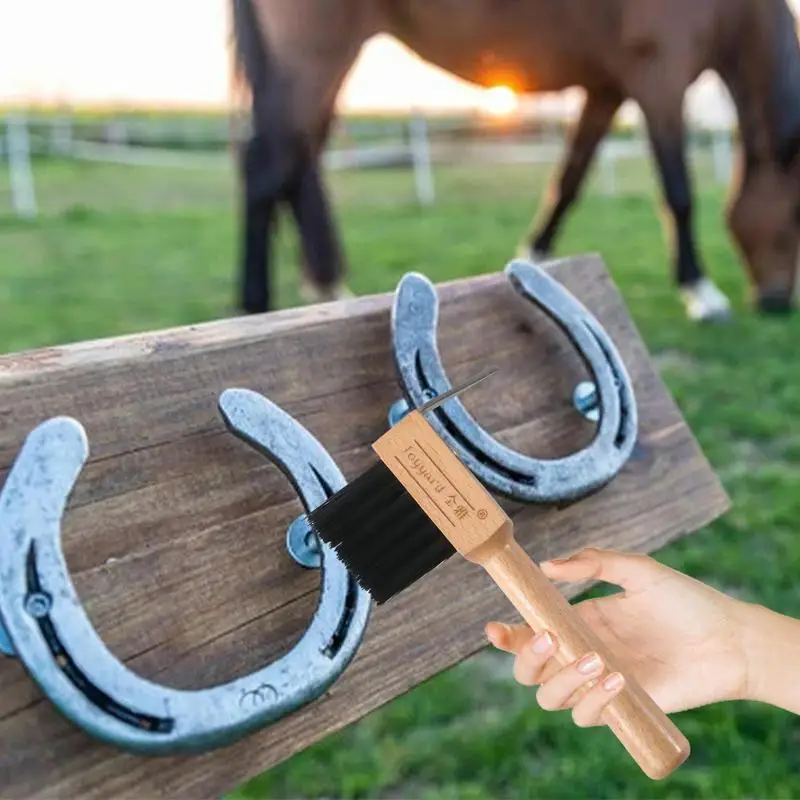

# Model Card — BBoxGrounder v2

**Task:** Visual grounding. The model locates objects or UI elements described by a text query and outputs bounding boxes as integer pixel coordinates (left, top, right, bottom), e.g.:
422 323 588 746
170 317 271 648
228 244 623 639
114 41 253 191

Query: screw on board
25 592 52 619
573 381 599 422
286 516 322 569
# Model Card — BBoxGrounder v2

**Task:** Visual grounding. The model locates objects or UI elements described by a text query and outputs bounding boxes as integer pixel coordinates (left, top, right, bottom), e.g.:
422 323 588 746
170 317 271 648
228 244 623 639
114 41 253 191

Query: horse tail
227 0 276 152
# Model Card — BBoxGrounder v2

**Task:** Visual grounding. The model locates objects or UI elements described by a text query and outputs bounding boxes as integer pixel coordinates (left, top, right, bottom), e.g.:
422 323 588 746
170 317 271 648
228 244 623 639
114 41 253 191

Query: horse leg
637 94 732 322
518 88 622 261
237 130 291 314
286 112 353 304
232 0 366 314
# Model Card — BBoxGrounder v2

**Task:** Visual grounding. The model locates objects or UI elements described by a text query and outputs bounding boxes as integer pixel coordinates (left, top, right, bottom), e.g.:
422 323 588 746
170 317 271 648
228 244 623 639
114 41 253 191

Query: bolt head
387 398 410 428
573 381 599 422
286 516 322 569
25 592 52 619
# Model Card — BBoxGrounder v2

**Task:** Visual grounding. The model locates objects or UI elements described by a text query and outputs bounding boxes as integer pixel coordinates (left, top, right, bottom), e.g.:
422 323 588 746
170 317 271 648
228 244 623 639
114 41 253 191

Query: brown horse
230 0 800 321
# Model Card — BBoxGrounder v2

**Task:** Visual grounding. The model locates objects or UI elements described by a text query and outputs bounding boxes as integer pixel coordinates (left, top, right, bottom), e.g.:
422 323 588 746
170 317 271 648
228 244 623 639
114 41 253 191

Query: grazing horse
230 0 800 321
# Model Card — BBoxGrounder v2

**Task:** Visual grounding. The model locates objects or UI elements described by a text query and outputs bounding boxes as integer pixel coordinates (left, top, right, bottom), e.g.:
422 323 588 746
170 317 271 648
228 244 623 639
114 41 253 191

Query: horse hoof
695 306 734 324
241 302 269 316
680 279 733 323
299 278 354 305
514 244 550 264
756 292 795 315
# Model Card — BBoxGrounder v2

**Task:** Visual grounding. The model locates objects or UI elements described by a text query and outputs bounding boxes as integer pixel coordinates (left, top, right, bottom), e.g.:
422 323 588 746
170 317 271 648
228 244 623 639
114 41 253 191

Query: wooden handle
482 538 690 780
373 410 689 778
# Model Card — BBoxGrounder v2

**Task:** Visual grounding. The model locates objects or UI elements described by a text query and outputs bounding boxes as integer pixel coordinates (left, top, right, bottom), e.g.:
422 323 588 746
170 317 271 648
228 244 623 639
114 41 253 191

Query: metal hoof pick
389 258 638 504
0 393 371 755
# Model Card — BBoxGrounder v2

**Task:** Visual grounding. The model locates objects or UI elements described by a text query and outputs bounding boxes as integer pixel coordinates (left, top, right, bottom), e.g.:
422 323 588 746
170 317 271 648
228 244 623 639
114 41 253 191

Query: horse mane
770 0 800 167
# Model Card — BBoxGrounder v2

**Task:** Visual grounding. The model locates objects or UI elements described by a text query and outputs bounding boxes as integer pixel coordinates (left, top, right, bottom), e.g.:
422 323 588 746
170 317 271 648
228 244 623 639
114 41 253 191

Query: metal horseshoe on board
388 258 638 504
0 389 371 755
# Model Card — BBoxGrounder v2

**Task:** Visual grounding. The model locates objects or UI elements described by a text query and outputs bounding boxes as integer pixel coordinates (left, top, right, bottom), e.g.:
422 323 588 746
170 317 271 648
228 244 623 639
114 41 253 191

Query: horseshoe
0 388 371 754
388 258 638 504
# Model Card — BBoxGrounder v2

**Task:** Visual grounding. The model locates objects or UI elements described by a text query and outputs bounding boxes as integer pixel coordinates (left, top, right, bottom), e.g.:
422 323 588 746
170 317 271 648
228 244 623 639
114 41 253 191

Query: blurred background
3 2 800 798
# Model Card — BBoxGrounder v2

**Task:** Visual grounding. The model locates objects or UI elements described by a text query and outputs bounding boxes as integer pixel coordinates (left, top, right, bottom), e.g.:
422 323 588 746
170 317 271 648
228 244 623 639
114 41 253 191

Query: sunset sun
480 85 519 117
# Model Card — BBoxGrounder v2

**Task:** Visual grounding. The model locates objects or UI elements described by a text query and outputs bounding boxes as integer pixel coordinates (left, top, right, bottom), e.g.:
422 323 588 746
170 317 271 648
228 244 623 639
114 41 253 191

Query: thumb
540 547 661 593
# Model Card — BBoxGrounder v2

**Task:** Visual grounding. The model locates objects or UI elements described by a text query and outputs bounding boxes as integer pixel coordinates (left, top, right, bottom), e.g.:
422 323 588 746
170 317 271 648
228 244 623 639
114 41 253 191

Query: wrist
736 599 800 712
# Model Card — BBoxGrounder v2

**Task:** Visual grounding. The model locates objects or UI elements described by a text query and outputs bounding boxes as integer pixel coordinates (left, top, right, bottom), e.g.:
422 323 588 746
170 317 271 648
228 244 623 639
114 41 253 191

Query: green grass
2 151 799 798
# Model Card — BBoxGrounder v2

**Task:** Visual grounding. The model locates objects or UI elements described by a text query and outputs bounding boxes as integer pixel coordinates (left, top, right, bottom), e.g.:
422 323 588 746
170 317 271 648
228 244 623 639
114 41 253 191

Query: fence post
599 142 617 196
6 114 38 219
712 128 733 184
409 114 435 206
50 116 74 155
106 120 128 148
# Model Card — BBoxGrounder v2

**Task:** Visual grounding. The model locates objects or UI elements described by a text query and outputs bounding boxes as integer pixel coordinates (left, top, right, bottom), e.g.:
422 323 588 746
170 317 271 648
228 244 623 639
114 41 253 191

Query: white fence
1 113 735 219
4 115 38 218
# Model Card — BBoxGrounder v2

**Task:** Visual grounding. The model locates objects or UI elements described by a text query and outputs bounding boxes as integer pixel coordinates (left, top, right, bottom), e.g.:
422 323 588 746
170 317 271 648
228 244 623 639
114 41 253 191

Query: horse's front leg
519 88 622 260
237 131 287 314
638 94 732 322
286 113 352 305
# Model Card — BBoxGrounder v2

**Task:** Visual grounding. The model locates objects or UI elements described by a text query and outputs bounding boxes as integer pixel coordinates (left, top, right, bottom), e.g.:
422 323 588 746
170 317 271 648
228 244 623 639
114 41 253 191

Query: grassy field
2 149 800 798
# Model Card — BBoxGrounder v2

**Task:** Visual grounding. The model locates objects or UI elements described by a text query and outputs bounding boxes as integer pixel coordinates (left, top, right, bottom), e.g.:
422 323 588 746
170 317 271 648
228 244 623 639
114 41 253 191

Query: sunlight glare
481 86 518 117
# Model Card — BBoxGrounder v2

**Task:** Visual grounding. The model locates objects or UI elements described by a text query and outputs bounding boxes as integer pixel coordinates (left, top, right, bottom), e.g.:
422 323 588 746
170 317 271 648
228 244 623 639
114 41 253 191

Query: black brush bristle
308 460 456 603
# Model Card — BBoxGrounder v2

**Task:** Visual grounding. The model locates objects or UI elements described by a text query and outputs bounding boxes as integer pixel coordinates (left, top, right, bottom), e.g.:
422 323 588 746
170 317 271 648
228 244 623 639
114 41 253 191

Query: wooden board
0 255 729 798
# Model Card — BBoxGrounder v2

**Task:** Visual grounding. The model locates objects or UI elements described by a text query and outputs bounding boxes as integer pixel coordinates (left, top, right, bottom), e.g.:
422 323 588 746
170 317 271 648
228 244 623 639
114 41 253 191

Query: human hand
485 547 751 727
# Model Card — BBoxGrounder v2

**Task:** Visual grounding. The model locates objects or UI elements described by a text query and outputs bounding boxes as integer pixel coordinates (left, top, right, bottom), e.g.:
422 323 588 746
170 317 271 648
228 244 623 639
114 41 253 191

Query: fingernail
530 631 553 654
603 672 624 691
577 653 602 674
492 623 511 636
541 556 585 572
545 553 586 564
486 623 509 646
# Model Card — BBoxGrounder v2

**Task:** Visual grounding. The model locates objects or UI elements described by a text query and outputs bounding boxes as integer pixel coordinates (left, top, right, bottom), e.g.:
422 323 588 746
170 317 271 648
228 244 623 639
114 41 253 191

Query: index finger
485 621 536 654
541 547 664 594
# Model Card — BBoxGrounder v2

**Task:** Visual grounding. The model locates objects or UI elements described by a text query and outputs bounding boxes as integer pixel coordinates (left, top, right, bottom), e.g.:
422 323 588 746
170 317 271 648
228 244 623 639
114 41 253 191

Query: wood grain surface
0 255 729 797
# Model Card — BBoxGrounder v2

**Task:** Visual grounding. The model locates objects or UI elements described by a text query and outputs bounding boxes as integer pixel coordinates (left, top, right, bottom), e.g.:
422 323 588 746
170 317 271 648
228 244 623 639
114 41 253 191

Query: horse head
723 0 800 314
726 153 800 313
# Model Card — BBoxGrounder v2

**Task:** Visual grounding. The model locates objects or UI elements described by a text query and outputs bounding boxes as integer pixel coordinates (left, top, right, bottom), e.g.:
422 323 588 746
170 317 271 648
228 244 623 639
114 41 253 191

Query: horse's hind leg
635 90 732 321
518 88 622 261
285 112 351 304
233 0 366 313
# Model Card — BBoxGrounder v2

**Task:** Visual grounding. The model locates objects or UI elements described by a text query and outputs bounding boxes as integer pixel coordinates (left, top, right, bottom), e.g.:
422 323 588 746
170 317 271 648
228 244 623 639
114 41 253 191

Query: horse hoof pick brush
308 371 690 780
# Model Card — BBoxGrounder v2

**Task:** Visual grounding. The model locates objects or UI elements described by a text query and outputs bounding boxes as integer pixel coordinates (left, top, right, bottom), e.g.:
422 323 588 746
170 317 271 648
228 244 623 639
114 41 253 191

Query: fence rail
1 113 736 219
